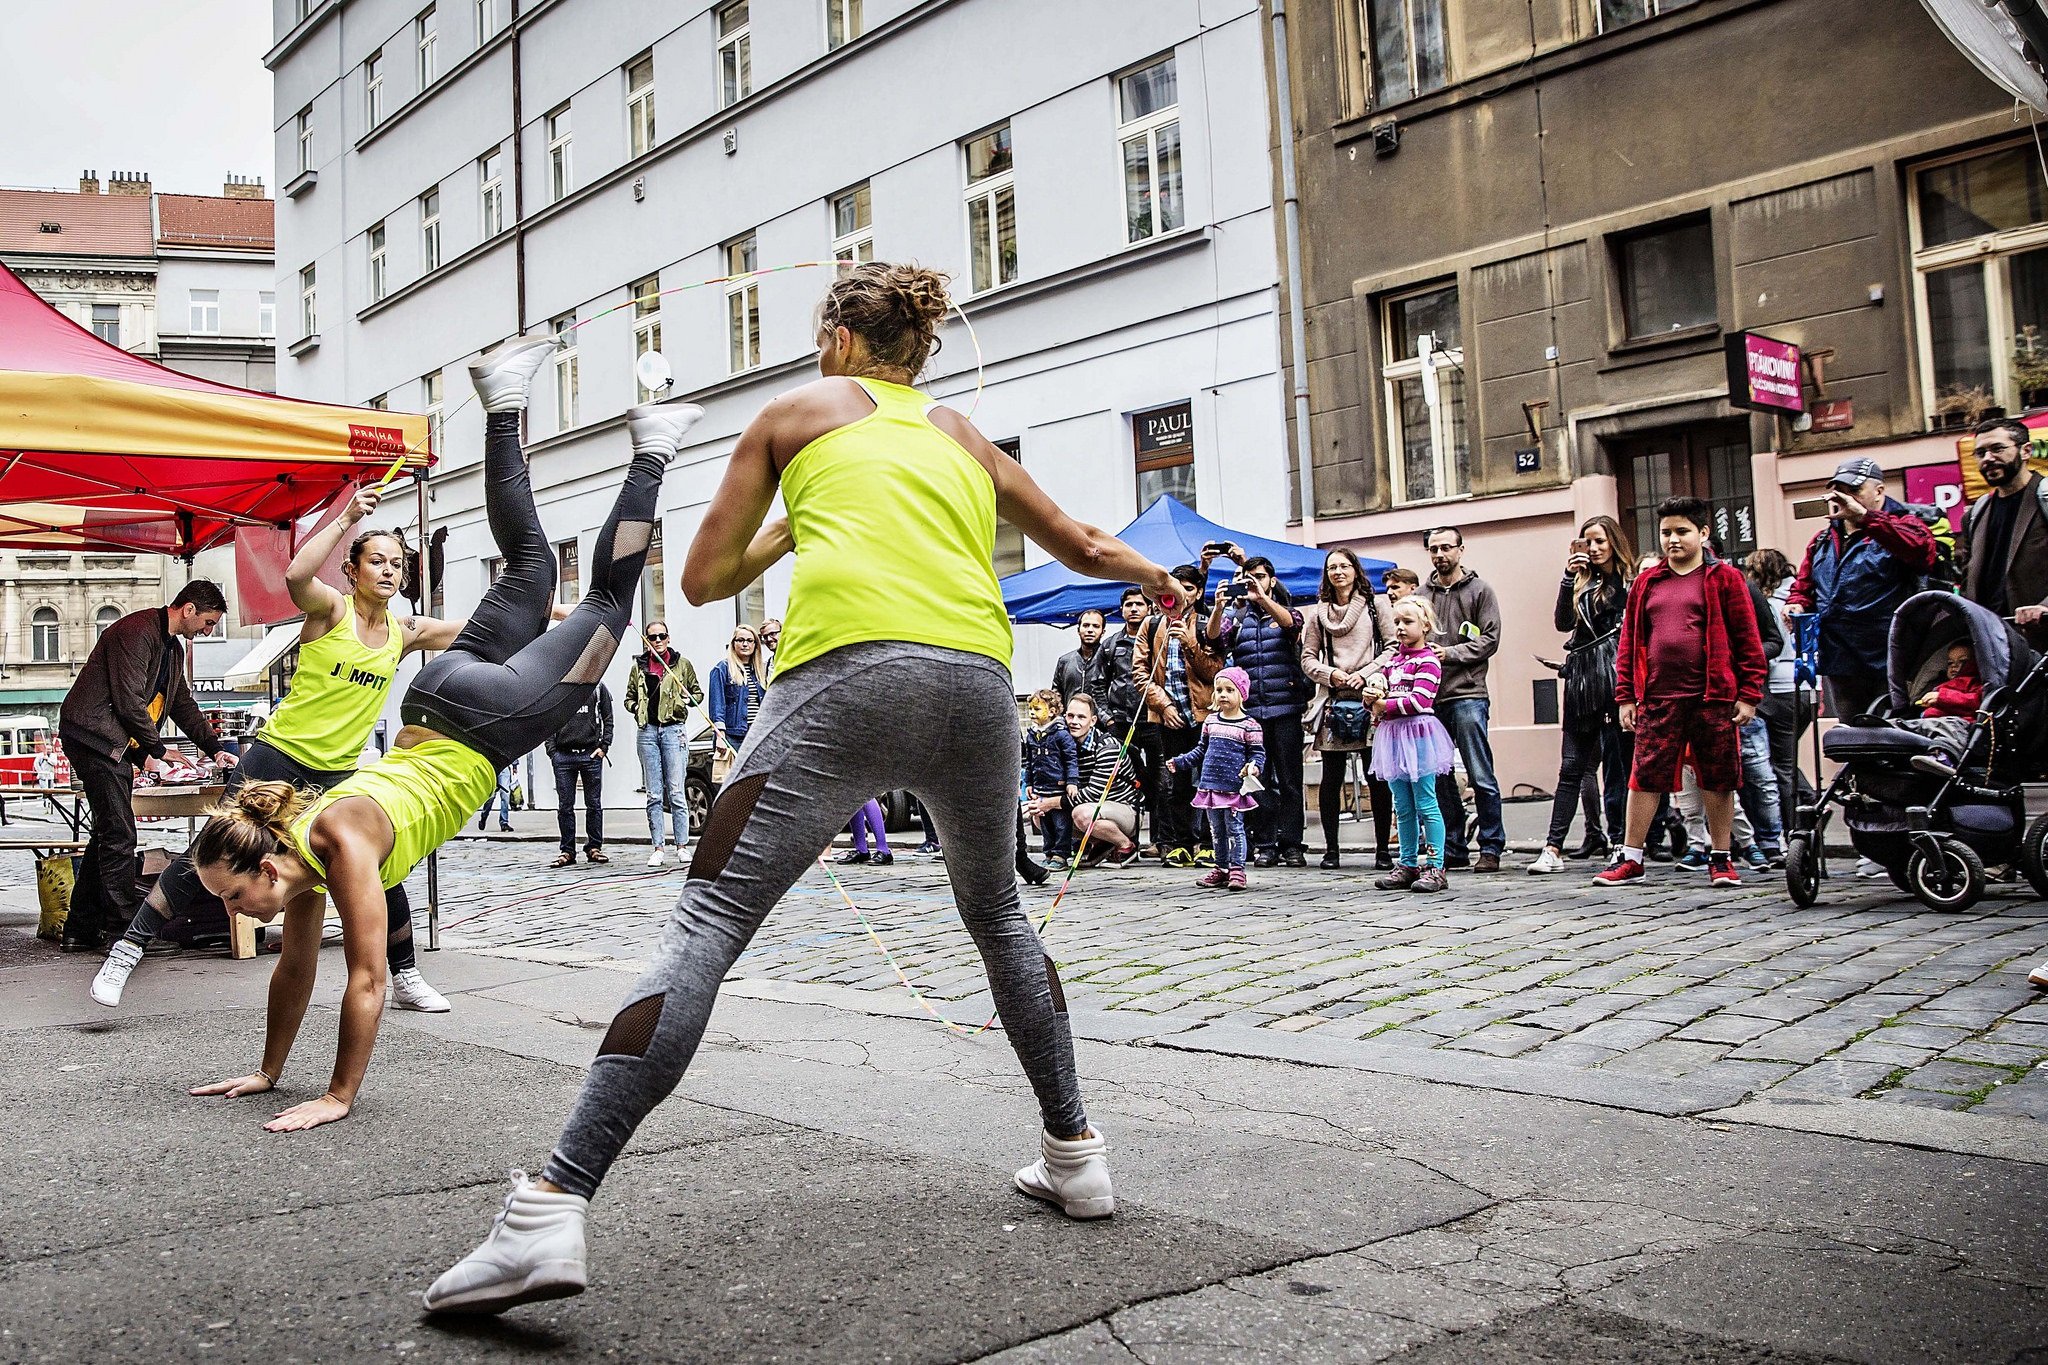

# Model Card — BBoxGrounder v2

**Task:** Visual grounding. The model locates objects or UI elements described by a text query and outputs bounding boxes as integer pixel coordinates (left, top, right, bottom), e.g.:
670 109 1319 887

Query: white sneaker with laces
1014 1128 1115 1220
1526 848 1565 875
423 1169 588 1314
390 966 451 1013
2029 957 2048 990
468 335 558 413
1854 857 1886 879
90 939 144 1008
625 403 707 463
647 849 664 869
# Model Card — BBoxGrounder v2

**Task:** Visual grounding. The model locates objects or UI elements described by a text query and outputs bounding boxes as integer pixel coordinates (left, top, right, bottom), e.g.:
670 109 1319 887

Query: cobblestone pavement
420 842 2048 1123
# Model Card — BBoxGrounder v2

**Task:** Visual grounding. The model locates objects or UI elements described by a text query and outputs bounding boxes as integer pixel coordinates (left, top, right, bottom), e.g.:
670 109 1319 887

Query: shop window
1118 56 1183 244
964 124 1017 293
1133 401 1195 513
1361 0 1447 107
556 538 580 606
993 439 1025 577
1596 0 1699 32
1913 140 2048 421
1614 215 1716 339
1381 283 1468 505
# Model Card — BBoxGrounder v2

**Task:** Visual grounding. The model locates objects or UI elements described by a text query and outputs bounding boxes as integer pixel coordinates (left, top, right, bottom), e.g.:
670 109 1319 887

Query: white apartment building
268 0 1291 795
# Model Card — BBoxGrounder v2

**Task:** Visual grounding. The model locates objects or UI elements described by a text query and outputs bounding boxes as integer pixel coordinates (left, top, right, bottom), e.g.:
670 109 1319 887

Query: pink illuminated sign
1724 331 1805 414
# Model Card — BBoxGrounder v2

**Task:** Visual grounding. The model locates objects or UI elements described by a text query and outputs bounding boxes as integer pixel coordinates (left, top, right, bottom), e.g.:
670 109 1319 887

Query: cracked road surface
4 926 2043 1364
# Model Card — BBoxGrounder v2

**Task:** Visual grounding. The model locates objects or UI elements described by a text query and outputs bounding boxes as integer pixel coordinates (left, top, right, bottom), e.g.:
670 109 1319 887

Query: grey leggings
543 641 1088 1199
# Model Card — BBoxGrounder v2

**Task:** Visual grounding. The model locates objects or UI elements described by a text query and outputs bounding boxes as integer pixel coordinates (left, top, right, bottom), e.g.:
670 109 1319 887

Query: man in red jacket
1595 497 1767 889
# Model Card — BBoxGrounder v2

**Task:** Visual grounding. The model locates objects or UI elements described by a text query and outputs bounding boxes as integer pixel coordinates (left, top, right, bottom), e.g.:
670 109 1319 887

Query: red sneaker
1197 868 1228 890
1708 852 1741 887
1593 855 1645 884
1226 868 1248 891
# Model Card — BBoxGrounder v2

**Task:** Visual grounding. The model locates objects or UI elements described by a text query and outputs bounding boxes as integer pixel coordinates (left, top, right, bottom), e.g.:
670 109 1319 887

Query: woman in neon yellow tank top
428 263 1177 1315
184 335 701 1133
90 484 477 1013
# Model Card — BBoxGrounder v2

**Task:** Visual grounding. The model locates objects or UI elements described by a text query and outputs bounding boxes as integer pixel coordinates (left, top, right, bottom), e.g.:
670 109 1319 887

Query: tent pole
418 470 441 953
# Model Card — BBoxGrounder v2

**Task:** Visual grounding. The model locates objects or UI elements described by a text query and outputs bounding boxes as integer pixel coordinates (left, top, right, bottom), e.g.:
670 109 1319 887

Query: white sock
1621 846 1645 864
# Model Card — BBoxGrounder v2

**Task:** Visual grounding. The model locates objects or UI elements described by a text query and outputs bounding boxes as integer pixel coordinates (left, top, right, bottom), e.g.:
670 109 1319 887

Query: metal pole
418 469 440 951
1270 0 1318 543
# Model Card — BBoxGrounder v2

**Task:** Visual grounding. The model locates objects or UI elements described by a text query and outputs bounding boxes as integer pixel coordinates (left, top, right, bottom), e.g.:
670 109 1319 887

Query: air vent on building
38 222 61 234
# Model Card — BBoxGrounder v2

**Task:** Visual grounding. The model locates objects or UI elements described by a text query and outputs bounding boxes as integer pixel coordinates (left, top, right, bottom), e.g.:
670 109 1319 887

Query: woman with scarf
624 619 702 868
1299 549 1395 869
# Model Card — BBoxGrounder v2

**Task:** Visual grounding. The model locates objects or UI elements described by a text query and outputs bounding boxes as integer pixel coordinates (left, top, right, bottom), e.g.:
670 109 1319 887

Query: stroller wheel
2021 814 2048 900
1784 835 1820 908
1886 863 1916 897
1905 840 1985 914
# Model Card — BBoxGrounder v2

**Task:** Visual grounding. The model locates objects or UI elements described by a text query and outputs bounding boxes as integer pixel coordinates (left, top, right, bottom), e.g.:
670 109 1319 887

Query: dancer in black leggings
186 336 702 1132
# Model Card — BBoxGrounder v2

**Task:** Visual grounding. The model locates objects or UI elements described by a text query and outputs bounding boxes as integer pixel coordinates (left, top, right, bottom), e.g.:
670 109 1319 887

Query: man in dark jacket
1208 554 1309 866
1052 609 1106 706
545 682 615 866
1786 456 1937 721
1960 418 2048 647
57 582 236 951
1421 528 1506 871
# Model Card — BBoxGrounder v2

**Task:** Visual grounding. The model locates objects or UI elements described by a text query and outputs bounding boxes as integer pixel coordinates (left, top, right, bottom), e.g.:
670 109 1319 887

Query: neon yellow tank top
285 738 496 891
260 608 403 772
773 378 1013 674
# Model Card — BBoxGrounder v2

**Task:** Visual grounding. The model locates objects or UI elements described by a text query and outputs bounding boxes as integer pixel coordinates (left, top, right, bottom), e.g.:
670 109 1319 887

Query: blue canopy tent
999 495 1393 625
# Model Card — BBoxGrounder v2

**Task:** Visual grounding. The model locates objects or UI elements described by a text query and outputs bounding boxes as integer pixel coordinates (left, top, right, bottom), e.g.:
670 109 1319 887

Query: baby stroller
1785 591 2048 912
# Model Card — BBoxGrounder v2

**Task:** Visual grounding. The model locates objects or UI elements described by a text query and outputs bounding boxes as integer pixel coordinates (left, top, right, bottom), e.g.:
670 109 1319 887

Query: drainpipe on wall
510 0 527 333
1270 0 1317 543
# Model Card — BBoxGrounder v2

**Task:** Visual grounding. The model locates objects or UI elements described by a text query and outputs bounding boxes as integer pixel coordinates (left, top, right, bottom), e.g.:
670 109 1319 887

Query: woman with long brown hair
1528 514 1637 874
1300 547 1396 869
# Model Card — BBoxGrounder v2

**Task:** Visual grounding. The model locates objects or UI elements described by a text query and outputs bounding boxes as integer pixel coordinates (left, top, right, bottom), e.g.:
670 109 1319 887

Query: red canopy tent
0 259 430 558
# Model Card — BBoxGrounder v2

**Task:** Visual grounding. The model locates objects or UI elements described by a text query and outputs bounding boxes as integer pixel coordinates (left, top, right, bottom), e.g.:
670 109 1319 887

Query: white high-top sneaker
90 939 144 1008
647 848 665 869
625 403 707 462
2029 957 2048 990
1013 1127 1115 1220
423 1170 588 1314
390 966 451 1013
468 335 558 413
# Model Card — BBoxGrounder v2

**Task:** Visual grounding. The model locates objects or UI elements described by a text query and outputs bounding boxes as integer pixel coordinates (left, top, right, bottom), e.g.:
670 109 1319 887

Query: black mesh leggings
404 410 661 770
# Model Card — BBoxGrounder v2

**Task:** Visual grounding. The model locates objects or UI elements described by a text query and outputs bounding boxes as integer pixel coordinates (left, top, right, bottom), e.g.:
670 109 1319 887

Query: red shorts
1629 696 1741 794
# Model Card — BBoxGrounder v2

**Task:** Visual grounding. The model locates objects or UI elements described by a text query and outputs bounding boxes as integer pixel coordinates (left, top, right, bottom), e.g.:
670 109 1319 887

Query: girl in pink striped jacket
1367 597 1457 894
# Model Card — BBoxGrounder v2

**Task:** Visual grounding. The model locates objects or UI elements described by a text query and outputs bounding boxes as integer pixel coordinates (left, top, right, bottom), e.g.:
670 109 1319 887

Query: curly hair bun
820 261 952 376
881 263 951 328
230 780 306 830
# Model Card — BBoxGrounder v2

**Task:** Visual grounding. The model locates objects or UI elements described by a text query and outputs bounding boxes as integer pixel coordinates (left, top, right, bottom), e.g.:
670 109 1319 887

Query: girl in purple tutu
1168 667 1266 891
1368 598 1456 894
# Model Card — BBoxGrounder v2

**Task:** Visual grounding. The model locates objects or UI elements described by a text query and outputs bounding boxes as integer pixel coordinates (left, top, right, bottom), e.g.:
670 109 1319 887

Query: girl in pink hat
1167 667 1265 890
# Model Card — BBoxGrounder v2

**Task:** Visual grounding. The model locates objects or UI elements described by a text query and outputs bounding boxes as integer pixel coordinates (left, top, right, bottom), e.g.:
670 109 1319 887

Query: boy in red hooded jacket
1595 496 1767 889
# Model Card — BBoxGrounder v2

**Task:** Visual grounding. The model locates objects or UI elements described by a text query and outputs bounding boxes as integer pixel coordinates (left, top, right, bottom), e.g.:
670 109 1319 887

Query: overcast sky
1 2 273 197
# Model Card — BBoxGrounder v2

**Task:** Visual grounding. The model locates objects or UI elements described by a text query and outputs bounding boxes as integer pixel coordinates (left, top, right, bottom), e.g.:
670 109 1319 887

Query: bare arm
684 395 789 605
190 889 322 1101
288 486 377 629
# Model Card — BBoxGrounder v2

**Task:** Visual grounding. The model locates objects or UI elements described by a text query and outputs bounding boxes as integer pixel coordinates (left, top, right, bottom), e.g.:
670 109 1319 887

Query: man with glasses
623 620 702 868
1420 527 1506 872
1960 418 2048 648
758 618 782 679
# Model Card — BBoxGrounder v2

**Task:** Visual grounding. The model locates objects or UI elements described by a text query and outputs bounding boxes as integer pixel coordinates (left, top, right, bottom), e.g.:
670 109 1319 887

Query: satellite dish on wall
635 351 673 394
1919 0 2048 111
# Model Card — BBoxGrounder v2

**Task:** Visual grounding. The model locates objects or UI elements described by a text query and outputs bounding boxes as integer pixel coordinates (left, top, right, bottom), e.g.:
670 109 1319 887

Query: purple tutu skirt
1192 790 1259 811
1368 714 1456 783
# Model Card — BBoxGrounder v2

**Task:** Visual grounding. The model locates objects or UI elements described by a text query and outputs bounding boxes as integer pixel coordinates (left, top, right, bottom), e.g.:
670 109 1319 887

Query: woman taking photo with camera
1300 548 1394 869
1527 515 1635 874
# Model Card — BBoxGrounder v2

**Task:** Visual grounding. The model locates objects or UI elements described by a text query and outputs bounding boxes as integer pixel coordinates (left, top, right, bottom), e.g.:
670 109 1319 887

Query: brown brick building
1271 0 2036 788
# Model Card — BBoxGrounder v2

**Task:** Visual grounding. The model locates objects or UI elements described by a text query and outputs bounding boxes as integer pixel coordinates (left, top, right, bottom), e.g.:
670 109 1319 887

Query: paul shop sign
1724 331 1805 415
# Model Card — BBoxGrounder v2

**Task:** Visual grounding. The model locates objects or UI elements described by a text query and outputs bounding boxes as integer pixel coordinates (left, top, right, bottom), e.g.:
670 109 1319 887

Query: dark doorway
1610 422 1757 564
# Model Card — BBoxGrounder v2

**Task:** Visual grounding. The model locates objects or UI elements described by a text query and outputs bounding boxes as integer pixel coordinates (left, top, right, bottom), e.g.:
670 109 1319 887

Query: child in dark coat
1022 688 1081 863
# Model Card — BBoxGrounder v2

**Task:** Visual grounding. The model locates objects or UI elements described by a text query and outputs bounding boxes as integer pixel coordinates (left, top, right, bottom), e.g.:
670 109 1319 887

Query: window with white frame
367 393 390 410
1596 0 1699 31
366 50 385 129
475 0 498 43
827 0 863 48
964 124 1017 294
1381 282 1469 504
1118 56 1183 244
91 304 120 345
640 523 666 622
546 104 572 202
1361 0 1447 106
300 265 317 336
95 605 119 639
420 188 442 272
189 289 220 335
479 148 504 237
556 538 580 606
415 6 438 88
296 107 314 173
1913 140 2048 420
831 183 873 263
422 371 443 455
718 1 751 107
626 53 656 158
552 312 579 431
30 608 60 663
259 291 275 337
632 274 663 401
726 236 761 372
368 221 389 301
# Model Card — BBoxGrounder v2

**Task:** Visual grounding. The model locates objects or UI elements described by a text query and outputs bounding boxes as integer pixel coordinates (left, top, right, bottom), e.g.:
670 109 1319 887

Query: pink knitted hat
1216 667 1252 700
